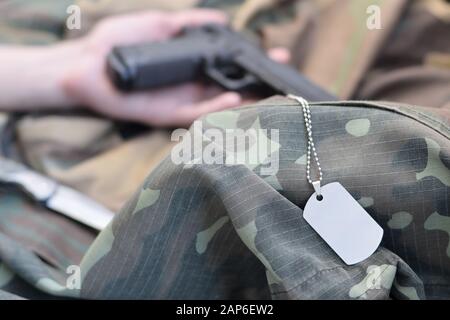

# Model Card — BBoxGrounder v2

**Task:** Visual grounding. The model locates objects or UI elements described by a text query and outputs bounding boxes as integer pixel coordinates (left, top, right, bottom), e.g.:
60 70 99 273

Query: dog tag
303 182 383 265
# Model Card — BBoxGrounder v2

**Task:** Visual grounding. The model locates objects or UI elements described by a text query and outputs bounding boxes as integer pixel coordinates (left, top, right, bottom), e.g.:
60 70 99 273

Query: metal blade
46 185 115 231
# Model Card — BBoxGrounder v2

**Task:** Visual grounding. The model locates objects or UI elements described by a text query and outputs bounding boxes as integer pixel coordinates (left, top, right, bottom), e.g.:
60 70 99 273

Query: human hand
63 9 289 126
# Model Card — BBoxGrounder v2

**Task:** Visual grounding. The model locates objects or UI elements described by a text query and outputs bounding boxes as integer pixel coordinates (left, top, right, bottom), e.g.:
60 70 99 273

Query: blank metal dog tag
303 182 383 265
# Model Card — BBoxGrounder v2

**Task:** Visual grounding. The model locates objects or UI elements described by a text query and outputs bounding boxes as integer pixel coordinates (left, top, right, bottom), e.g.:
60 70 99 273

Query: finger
96 83 222 126
174 92 242 126
267 47 291 64
153 9 229 40
121 83 226 125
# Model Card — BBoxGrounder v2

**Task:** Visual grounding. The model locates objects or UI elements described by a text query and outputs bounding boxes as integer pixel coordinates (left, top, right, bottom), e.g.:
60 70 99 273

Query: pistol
106 24 336 101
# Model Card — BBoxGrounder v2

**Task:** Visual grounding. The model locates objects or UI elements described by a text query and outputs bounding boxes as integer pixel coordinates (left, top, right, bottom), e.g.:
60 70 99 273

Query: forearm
0 40 85 111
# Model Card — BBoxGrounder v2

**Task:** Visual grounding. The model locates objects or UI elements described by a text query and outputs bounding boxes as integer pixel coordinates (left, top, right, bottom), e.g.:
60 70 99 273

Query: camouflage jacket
1 96 449 299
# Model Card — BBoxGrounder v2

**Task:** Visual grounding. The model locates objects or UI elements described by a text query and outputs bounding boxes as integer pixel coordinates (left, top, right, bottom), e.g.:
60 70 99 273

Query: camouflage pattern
2 96 449 299
355 0 450 109
0 0 449 299
73 96 447 299
0 0 448 211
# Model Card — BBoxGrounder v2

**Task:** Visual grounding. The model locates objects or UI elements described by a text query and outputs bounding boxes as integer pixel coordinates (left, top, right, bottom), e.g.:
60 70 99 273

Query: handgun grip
106 36 206 91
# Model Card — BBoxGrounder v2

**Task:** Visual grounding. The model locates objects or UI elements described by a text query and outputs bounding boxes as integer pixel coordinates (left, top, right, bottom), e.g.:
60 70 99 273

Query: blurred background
0 0 448 299
0 0 448 212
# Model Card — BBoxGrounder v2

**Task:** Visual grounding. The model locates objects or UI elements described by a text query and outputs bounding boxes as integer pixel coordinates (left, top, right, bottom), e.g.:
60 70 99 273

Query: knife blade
0 157 114 231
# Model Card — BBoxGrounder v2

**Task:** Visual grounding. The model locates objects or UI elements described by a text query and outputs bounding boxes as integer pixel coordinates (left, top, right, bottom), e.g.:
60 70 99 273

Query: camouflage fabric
76 96 448 299
0 0 447 212
0 0 449 299
356 0 450 109
15 115 175 212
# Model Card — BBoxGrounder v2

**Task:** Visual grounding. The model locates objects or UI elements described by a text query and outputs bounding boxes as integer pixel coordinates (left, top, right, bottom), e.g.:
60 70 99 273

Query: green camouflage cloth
2 96 449 299
76 97 449 299
0 0 449 299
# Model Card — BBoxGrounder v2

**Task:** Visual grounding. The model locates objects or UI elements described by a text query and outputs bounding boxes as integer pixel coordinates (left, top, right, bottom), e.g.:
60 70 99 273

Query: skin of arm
0 41 83 110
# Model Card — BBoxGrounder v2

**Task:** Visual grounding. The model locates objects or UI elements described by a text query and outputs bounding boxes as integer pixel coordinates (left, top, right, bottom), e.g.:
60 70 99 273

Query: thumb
267 47 291 64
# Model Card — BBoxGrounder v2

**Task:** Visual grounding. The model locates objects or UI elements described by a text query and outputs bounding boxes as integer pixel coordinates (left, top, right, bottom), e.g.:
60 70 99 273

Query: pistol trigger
204 58 258 91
